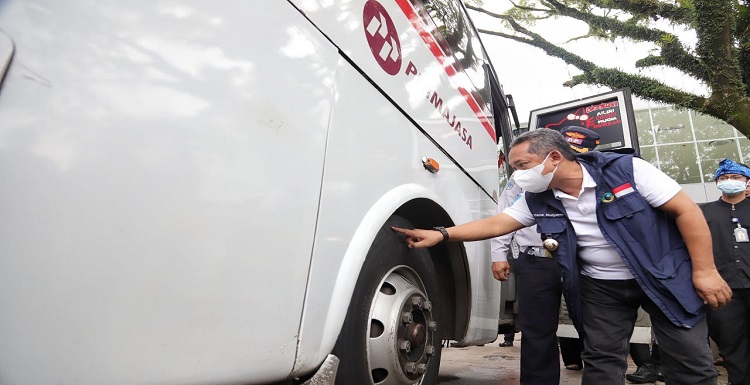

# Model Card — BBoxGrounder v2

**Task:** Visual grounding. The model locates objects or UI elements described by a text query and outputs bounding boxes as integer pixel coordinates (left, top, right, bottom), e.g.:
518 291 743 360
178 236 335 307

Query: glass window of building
649 106 693 144
635 105 745 187
738 137 750 164
652 143 702 184
692 111 736 141
639 146 657 167
635 109 654 146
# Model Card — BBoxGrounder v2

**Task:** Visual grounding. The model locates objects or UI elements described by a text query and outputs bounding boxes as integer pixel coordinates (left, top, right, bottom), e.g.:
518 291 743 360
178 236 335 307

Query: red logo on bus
363 0 402 76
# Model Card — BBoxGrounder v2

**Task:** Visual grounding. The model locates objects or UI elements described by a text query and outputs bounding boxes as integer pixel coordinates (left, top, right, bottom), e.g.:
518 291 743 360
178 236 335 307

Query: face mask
717 179 747 195
513 153 558 193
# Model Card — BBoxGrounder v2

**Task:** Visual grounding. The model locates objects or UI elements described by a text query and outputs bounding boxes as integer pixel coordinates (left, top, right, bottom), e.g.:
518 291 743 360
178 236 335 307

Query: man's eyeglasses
716 174 747 181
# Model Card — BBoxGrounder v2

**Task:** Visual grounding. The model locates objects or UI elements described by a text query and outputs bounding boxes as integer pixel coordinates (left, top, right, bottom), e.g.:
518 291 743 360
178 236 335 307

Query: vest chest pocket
535 218 567 235
601 193 648 220
534 217 569 260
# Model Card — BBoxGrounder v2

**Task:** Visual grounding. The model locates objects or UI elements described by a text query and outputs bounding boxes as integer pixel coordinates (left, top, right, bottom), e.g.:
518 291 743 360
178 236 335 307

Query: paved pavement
437 334 730 385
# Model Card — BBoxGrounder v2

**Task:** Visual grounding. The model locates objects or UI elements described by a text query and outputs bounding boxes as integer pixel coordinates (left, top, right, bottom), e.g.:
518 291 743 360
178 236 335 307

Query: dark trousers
515 252 562 385
630 343 650 366
709 288 750 385
580 275 716 385
630 342 661 366
560 336 584 367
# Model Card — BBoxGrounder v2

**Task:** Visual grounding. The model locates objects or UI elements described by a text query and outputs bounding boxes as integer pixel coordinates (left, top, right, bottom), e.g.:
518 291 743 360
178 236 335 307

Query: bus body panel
0 0 507 383
290 0 500 199
0 0 337 383
292 58 501 371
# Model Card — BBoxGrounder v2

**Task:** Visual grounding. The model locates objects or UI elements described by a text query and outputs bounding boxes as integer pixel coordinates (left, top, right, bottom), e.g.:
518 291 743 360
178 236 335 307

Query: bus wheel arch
333 215 443 384
394 199 470 343
330 195 472 384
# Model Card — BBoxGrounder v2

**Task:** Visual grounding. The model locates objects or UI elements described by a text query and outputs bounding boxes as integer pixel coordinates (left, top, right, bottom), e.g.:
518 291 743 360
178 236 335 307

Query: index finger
390 226 413 235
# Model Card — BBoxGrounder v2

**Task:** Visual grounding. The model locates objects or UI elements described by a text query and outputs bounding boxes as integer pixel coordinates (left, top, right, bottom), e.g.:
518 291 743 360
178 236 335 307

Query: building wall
514 105 744 203
635 105 746 203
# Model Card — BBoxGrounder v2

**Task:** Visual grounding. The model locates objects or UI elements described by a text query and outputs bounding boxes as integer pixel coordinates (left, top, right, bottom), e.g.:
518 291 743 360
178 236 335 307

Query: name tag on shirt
735 227 749 243
532 213 565 218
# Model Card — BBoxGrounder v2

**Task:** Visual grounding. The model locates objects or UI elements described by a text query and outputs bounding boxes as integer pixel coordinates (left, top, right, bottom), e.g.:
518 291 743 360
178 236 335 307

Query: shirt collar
552 162 595 200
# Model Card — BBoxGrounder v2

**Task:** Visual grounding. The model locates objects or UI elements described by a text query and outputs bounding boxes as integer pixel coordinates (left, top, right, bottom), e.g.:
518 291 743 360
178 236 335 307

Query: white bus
0 1 518 384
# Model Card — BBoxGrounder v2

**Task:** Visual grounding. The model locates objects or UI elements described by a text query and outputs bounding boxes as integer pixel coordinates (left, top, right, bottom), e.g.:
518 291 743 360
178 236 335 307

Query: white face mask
513 152 558 193
717 179 747 195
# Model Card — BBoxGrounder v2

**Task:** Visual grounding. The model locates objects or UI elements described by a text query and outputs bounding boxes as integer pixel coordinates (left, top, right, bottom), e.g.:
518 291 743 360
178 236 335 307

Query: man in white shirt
393 129 731 385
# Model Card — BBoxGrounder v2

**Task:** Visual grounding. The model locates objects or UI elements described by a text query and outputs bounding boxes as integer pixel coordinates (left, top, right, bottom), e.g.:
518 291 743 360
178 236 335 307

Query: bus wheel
334 216 442 385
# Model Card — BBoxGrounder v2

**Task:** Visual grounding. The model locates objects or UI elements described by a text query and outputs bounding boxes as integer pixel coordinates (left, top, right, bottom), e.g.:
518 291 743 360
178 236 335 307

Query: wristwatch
432 226 449 242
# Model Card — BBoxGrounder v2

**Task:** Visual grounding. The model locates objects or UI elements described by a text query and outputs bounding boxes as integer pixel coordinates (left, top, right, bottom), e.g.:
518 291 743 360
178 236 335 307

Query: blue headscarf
714 158 750 180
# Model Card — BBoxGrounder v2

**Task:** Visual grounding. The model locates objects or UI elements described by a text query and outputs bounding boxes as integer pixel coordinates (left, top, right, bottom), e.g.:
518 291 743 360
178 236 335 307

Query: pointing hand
391 226 444 248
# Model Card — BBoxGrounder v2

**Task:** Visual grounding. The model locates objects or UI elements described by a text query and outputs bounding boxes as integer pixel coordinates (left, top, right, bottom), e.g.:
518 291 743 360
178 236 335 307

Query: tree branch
564 67 706 110
659 39 708 81
479 22 706 110
478 27 596 72
693 0 749 130
583 0 694 25
694 1 744 96
544 0 664 41
545 0 705 81
465 4 516 21
734 0 750 96
635 55 665 68
468 1 708 82
469 0 750 135
477 28 534 45
507 0 548 13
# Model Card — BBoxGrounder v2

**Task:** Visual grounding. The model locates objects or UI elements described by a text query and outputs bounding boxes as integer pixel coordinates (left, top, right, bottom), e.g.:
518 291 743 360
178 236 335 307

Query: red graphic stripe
612 183 633 194
394 0 496 142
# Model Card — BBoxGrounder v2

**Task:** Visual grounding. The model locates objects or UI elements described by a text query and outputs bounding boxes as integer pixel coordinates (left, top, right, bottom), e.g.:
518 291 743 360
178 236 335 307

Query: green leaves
467 0 750 136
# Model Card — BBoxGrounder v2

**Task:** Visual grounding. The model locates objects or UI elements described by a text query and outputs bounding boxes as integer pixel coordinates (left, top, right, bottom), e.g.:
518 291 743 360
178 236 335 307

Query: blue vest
525 152 705 333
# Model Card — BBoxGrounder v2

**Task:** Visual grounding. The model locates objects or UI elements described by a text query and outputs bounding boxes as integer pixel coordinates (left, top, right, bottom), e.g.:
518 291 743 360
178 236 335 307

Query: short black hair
510 129 577 161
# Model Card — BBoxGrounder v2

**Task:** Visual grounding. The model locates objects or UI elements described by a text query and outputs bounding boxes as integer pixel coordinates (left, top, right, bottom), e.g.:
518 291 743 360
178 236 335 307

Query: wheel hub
367 266 436 384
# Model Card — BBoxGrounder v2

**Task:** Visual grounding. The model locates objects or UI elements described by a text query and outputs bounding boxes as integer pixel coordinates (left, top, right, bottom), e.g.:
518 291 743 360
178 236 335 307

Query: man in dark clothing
701 158 750 385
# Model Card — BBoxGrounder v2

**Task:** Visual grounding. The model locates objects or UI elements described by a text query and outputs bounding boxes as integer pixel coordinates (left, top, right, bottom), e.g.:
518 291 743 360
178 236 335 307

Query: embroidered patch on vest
601 192 615 203
612 182 634 198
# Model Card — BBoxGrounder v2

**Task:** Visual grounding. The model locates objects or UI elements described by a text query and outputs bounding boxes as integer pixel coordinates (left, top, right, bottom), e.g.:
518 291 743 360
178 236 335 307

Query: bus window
411 0 493 120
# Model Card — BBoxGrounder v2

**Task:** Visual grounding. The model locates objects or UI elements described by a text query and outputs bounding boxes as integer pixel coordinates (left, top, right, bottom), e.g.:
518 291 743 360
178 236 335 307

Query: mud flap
302 355 340 385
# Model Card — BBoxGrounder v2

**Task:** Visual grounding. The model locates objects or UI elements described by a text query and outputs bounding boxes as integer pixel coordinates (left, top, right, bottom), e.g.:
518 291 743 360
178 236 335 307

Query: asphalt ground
437 333 730 385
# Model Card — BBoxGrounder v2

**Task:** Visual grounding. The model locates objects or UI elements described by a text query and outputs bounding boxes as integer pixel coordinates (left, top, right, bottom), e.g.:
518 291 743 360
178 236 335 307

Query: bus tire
334 215 442 385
